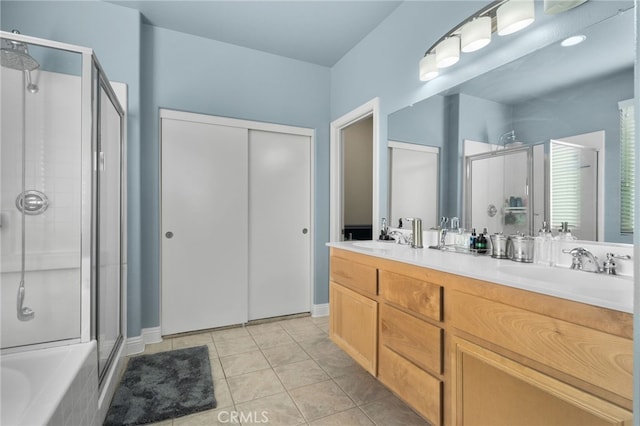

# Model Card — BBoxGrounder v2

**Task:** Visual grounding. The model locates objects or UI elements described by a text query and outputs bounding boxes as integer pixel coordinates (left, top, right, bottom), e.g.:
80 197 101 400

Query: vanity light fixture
544 0 588 15
461 16 492 53
436 36 460 68
419 54 439 81
419 0 587 82
497 0 535 36
560 34 586 47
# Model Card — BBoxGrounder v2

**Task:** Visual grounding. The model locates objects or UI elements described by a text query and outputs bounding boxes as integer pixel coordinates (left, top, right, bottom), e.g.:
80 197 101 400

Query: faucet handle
606 253 631 260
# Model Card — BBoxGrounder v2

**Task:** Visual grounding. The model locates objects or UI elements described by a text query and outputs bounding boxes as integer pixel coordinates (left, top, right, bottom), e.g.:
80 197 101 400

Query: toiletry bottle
470 228 477 250
534 225 551 265
477 228 488 253
557 222 576 241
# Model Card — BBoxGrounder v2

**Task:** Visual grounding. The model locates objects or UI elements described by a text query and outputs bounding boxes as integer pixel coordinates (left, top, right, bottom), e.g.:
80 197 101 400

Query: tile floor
135 315 430 426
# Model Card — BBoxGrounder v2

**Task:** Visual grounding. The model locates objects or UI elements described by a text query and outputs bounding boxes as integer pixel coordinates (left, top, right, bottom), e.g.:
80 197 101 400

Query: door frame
549 130 605 242
330 98 380 241
158 108 315 331
388 141 440 229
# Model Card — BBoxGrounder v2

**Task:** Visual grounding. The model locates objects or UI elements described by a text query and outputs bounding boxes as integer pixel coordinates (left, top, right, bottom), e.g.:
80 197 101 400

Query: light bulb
419 54 439 81
497 0 535 36
435 37 460 68
461 16 492 53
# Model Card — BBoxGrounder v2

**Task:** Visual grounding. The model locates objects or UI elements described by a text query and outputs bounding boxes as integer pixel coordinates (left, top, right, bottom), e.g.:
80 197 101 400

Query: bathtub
1 341 98 426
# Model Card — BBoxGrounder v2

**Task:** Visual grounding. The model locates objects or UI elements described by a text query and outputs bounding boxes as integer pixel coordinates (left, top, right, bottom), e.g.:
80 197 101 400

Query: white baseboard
311 303 329 317
126 326 162 356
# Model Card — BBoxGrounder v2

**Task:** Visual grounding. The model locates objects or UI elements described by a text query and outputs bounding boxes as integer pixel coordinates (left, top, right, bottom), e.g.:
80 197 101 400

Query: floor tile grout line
144 317 396 426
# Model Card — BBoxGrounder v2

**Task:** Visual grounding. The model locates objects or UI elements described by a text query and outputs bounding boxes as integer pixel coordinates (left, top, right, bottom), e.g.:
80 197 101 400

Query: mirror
388 4 634 243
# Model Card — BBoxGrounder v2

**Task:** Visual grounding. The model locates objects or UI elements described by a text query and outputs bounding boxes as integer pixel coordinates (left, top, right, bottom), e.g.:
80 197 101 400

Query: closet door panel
248 130 311 320
161 118 248 335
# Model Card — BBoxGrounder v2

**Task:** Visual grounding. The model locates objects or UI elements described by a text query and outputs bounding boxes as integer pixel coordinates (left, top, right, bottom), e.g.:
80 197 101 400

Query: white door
389 142 439 229
161 118 248 335
248 130 311 320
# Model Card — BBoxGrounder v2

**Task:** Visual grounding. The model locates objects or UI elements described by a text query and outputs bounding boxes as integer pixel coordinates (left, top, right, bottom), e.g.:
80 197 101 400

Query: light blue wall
140 25 331 322
1 0 144 337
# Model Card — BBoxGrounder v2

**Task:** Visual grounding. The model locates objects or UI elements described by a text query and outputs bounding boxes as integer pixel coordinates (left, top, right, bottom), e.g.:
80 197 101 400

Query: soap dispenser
534 221 553 266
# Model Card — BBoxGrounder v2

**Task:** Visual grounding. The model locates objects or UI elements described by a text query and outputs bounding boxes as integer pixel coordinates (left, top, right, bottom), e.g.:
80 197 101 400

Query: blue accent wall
140 25 331 324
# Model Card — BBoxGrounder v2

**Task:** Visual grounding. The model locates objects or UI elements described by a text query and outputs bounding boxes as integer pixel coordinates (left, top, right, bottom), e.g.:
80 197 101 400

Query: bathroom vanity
328 241 633 426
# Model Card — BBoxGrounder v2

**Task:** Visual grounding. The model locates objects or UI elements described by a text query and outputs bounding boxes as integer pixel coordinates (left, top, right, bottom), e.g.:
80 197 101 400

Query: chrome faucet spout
566 247 603 273
388 230 411 245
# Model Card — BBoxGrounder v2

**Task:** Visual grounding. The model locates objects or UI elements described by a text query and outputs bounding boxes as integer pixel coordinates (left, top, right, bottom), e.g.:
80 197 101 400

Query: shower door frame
0 30 127 360
464 145 535 236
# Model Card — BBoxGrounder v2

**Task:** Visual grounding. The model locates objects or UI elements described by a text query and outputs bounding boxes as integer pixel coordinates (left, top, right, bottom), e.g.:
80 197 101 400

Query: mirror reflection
388 5 634 243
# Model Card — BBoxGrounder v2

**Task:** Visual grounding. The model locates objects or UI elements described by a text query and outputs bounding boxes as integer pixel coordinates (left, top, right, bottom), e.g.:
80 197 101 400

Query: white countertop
327 241 633 314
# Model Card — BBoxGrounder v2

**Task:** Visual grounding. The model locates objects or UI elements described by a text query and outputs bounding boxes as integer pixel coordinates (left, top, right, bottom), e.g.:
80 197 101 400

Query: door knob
165 231 174 239
302 228 308 234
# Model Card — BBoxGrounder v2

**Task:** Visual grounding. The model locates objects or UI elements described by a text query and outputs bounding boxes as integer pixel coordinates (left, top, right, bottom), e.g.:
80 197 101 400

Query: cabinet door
329 282 377 375
452 338 633 426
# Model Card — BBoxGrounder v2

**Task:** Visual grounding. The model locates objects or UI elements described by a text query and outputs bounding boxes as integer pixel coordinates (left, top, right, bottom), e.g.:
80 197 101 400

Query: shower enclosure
464 144 545 236
0 30 125 385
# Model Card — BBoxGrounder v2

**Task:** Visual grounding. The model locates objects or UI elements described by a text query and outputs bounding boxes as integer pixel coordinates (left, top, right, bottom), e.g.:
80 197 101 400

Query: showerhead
1 32 40 93
1 47 40 71
1 34 40 72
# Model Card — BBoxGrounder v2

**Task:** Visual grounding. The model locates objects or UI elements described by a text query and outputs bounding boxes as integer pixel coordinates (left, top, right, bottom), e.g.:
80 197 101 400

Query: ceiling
107 0 402 67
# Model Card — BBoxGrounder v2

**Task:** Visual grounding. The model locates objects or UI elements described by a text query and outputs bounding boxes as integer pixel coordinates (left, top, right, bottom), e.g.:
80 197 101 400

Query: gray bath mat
104 345 216 425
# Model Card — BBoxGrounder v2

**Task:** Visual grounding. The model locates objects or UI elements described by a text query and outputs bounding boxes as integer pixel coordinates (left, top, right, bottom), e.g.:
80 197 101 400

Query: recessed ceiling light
561 35 586 47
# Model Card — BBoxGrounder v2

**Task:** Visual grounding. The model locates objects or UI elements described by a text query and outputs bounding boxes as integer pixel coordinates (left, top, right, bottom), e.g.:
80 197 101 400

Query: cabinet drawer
380 303 442 374
379 270 442 321
450 290 633 401
330 255 377 297
378 344 442 425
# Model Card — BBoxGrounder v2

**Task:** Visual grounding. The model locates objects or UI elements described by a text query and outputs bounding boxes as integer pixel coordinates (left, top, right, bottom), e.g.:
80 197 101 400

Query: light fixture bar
422 0 505 57
419 0 588 82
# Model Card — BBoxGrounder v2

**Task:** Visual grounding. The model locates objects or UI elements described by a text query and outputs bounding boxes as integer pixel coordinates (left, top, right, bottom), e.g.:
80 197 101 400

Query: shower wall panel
1 68 82 349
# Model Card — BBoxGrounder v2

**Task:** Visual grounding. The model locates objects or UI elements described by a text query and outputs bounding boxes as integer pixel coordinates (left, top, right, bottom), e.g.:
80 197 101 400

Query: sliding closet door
248 130 311 320
161 117 248 335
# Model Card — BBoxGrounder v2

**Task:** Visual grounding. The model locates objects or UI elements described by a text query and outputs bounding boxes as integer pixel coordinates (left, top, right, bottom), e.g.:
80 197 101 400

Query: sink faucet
439 216 449 248
566 247 602 273
388 230 411 245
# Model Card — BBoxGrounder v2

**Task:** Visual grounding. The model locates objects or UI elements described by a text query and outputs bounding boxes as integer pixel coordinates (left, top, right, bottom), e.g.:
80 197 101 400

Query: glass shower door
96 79 124 381
466 147 533 236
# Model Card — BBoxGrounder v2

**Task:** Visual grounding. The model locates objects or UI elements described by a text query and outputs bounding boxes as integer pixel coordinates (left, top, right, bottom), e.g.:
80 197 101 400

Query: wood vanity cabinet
328 248 634 426
378 269 444 425
449 289 633 426
329 249 378 375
